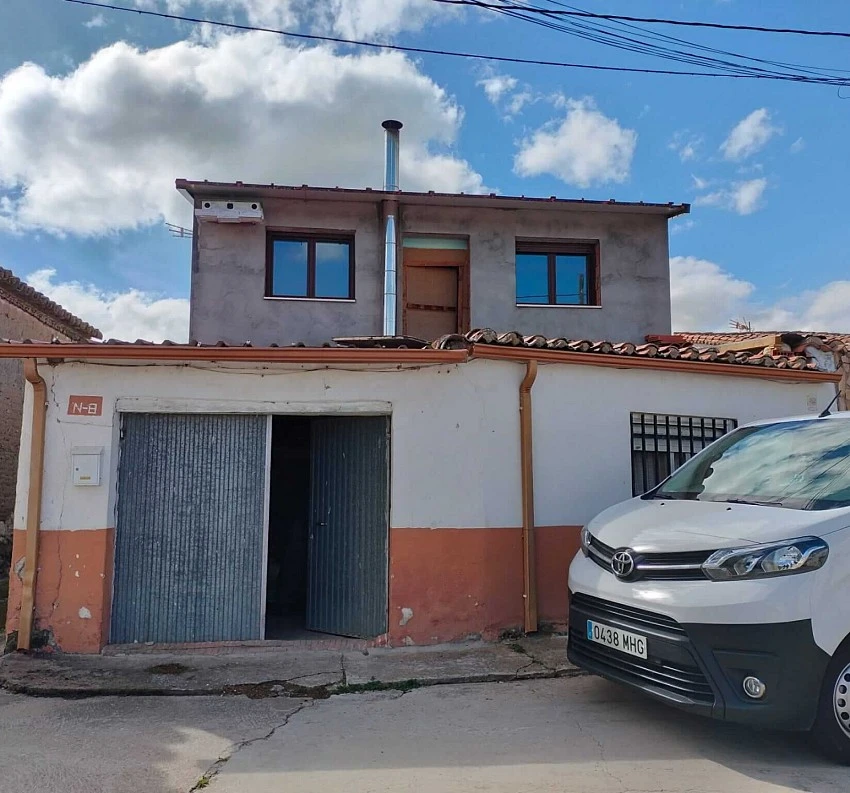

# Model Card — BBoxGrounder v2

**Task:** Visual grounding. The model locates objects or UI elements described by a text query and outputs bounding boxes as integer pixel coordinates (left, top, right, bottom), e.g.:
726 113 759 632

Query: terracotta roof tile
0 267 101 341
431 329 825 371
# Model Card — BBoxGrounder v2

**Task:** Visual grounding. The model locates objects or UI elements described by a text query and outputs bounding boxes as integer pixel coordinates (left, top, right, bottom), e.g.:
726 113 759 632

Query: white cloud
671 256 850 332
478 73 518 104
84 13 107 28
670 218 696 235
691 175 710 191
790 137 805 154
514 98 637 187
669 131 702 162
133 0 452 37
25 269 189 342
477 71 537 119
720 108 780 161
326 0 453 38
695 177 767 215
670 256 754 330
0 33 485 236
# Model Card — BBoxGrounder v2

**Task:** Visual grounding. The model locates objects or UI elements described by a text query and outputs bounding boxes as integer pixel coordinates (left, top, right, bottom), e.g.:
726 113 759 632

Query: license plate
586 620 648 659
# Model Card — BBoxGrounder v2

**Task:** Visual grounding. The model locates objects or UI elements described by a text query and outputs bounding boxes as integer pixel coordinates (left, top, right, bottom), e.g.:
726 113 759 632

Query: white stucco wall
13 358 835 535
531 364 834 527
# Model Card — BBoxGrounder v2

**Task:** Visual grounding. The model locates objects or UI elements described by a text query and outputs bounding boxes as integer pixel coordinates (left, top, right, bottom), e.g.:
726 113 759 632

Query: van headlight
580 526 591 556
702 537 829 581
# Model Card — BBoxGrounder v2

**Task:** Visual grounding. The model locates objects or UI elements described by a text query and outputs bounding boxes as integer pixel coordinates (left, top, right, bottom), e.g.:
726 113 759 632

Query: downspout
519 359 538 634
18 359 47 651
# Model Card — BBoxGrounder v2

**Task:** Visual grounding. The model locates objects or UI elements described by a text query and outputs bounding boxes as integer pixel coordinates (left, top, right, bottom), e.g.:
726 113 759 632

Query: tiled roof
0 267 101 341
0 329 835 376
678 331 850 348
432 329 823 370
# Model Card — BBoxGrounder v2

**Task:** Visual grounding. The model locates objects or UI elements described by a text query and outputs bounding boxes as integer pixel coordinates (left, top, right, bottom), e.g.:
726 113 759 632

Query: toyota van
568 409 850 762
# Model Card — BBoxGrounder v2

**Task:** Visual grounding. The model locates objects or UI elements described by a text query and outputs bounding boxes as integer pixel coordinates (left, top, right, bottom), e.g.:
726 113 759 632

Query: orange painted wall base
388 525 581 645
4 525 580 653
5 528 114 653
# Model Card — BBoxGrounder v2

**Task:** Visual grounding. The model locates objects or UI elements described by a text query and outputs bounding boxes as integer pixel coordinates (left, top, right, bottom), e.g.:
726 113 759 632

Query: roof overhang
176 179 690 219
0 342 838 383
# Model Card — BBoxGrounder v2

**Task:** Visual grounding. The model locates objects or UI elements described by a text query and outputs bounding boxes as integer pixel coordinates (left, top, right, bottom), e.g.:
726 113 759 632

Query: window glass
516 253 549 305
555 254 589 305
653 419 850 511
272 240 308 297
315 241 351 298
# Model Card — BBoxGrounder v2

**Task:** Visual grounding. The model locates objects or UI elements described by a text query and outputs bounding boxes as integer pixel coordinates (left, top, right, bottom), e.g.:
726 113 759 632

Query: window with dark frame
515 240 599 306
631 412 738 496
266 233 354 300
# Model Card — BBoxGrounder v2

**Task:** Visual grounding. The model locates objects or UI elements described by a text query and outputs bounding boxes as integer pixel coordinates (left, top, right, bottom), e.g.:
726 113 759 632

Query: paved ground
0 676 847 793
0 636 574 696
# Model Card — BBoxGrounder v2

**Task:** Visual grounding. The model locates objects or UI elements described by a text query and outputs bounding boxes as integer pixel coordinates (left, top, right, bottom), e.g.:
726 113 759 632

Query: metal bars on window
631 412 737 496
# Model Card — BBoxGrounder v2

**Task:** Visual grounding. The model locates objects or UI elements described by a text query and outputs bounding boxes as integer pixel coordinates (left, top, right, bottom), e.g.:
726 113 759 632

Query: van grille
587 534 712 581
569 593 715 705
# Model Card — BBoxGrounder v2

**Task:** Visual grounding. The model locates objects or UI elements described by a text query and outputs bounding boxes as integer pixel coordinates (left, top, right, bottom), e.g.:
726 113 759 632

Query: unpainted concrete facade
189 196 674 346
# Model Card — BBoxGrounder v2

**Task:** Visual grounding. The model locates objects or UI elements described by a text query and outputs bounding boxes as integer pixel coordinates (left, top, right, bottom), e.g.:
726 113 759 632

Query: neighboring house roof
0 267 101 341
176 179 689 218
677 331 850 348
431 328 825 372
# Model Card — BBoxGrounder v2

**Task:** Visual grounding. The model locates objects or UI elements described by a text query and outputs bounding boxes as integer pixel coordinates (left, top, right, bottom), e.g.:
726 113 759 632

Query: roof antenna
819 392 841 418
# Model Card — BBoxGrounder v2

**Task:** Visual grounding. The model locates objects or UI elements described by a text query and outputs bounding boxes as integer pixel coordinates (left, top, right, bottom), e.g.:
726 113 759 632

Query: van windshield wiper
722 498 785 507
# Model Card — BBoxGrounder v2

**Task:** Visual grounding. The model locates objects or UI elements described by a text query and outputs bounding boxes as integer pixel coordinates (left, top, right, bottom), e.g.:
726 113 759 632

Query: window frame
265 231 356 301
630 411 738 497
515 239 600 307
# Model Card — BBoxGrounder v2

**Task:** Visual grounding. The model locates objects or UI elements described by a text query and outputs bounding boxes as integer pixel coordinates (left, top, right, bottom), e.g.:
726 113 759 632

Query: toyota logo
611 548 636 579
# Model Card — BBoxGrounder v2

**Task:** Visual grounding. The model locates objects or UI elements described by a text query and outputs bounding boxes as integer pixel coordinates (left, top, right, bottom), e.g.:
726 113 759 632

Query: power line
434 0 850 38
462 0 849 82
62 0 848 85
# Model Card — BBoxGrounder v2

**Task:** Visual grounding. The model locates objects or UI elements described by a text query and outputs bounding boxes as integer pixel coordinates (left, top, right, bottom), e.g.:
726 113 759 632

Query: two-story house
2 123 841 655
183 121 686 348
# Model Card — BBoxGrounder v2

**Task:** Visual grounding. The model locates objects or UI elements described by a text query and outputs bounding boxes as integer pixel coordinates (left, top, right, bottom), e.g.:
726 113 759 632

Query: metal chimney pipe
382 119 402 192
382 120 402 336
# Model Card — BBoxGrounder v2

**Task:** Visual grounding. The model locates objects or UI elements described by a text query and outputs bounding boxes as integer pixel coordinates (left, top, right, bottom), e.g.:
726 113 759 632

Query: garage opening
265 415 390 641
266 417 311 639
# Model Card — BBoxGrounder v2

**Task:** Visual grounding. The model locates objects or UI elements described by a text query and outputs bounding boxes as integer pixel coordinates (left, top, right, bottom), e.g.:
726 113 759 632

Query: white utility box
71 446 103 487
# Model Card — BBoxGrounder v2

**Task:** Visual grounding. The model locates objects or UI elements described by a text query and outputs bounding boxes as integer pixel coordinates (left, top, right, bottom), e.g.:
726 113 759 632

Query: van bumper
568 591 830 731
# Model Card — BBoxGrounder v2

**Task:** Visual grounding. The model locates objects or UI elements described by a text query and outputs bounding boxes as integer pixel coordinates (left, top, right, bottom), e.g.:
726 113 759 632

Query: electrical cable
434 0 850 39
460 0 849 82
62 0 849 85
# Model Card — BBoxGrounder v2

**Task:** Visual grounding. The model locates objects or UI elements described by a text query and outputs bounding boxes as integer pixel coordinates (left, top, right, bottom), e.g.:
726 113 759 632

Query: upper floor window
266 232 354 300
515 240 599 306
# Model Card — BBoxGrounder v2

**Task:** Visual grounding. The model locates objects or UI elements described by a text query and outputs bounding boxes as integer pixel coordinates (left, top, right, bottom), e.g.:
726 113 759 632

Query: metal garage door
306 416 390 638
111 413 268 644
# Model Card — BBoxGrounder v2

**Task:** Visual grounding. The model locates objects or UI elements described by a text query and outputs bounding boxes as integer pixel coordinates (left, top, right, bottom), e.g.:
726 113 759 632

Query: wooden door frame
401 243 470 336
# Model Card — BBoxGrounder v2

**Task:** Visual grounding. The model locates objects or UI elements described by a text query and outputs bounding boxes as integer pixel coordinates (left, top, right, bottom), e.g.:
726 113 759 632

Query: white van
568 409 850 763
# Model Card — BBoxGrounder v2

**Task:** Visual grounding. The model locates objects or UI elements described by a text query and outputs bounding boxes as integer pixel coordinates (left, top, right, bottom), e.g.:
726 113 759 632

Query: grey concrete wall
401 205 672 343
190 197 672 346
190 199 384 346
0 297 73 530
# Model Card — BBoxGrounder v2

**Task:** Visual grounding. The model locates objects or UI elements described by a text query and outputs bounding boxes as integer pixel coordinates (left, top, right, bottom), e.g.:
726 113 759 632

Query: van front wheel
812 647 850 764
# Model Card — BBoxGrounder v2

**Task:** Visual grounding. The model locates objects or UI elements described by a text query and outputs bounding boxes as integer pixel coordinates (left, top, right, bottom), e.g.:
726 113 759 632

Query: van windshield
652 418 850 511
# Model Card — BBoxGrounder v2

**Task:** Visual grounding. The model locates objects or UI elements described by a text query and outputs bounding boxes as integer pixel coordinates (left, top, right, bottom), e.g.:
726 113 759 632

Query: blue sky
1 0 849 339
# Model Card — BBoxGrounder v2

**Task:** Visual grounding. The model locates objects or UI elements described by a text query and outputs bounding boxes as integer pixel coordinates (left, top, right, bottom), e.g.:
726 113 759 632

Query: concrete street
0 676 846 793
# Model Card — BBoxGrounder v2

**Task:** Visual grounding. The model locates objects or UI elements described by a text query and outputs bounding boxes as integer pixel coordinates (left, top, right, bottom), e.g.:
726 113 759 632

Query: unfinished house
2 123 841 653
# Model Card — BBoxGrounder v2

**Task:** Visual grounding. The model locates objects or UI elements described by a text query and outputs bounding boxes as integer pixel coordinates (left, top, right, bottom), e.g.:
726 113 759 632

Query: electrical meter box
72 446 103 487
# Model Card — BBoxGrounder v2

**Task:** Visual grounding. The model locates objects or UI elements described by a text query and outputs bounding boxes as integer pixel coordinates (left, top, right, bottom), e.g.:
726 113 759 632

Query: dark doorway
265 415 391 641
265 417 312 639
